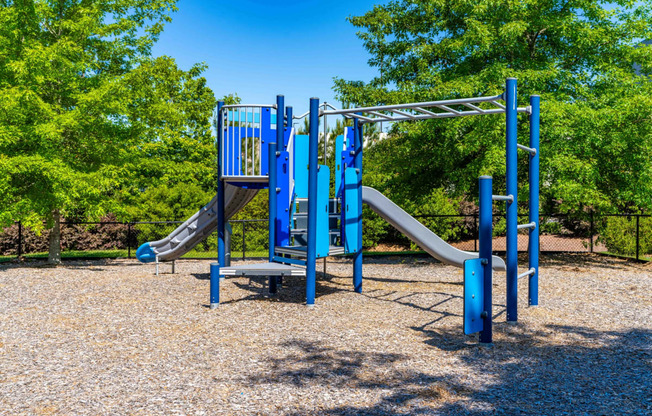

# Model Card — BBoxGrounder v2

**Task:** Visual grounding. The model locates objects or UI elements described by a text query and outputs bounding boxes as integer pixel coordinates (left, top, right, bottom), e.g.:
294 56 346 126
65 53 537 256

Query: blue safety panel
464 258 485 335
228 111 261 123
226 126 241 176
343 167 360 254
341 148 354 175
261 107 273 175
316 165 330 258
293 134 309 198
283 127 292 149
345 127 355 150
276 151 290 247
335 134 344 197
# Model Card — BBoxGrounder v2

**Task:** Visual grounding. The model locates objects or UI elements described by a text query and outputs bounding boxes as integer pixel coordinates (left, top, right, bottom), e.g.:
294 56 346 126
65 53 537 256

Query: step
220 262 305 277
275 245 345 257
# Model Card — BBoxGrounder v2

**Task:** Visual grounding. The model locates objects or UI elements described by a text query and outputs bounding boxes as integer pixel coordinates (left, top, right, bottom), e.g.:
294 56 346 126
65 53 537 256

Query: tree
335 0 652 215
0 0 216 263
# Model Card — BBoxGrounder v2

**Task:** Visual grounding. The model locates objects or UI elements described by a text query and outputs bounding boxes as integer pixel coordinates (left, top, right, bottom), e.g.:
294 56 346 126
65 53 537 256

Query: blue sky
152 0 381 118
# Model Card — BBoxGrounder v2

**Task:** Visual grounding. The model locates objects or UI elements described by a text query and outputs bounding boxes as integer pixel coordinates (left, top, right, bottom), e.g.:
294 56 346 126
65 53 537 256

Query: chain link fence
1 213 650 261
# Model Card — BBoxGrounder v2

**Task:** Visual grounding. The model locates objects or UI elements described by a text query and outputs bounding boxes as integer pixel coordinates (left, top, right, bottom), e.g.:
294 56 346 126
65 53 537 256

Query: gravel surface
0 254 650 415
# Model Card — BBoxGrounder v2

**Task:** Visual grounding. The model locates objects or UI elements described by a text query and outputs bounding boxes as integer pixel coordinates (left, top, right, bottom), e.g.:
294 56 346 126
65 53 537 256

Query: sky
152 0 381 119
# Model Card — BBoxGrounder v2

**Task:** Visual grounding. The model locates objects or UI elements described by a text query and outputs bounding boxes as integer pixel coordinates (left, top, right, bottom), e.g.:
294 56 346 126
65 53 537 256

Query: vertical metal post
353 114 363 293
286 106 293 149
306 97 319 306
590 212 594 253
474 215 478 252
127 222 131 259
636 215 640 261
479 176 493 344
268 141 277 262
242 221 246 261
276 95 284 153
17 221 22 258
505 78 518 322
528 95 540 307
212 100 225 309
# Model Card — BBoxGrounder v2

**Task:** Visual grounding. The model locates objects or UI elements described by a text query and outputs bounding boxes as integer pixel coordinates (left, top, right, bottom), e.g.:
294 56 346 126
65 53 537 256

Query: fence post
17 221 22 258
127 222 132 259
589 211 594 253
474 214 478 252
242 221 246 261
636 215 640 261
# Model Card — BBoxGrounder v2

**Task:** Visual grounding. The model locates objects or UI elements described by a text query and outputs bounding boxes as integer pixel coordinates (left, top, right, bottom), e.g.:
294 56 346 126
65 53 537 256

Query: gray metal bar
518 268 536 279
391 109 417 119
490 100 506 109
435 105 461 115
322 94 504 116
358 108 507 124
517 143 537 155
517 222 536 230
366 111 395 120
492 194 514 203
412 107 439 116
222 104 276 109
462 103 486 113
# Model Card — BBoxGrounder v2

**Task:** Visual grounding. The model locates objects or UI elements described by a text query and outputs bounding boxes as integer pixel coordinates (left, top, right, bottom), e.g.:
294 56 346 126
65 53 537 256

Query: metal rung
518 268 536 279
517 143 537 156
517 222 536 230
492 194 514 203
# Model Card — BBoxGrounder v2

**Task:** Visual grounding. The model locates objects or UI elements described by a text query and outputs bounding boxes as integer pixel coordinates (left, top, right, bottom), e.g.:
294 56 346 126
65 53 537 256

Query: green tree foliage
335 0 652 218
0 0 217 263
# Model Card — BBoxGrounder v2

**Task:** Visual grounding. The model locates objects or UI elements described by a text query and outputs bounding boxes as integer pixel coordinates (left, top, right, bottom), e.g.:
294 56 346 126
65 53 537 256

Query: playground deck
0 255 650 415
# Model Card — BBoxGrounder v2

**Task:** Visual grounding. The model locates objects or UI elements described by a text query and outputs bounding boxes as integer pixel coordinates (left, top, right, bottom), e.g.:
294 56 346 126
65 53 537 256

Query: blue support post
286 106 293 147
306 98 319 306
505 78 518 322
212 100 225 309
529 95 540 306
353 115 363 293
268 142 277 262
276 95 284 152
479 176 493 343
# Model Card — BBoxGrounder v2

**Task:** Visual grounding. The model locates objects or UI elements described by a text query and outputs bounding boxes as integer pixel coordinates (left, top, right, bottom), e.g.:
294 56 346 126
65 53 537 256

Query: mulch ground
0 253 650 415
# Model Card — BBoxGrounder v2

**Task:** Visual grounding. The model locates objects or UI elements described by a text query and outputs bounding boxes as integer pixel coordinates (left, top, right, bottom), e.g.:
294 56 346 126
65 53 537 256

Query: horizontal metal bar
462 103 486 113
490 100 506 109
492 194 514 203
222 104 275 109
517 143 537 155
359 108 507 124
366 111 395 121
435 105 461 115
321 94 504 116
517 222 536 230
518 268 536 279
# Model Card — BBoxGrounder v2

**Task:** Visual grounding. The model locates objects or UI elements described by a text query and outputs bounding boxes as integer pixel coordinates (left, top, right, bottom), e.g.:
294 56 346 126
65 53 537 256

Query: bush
598 216 652 256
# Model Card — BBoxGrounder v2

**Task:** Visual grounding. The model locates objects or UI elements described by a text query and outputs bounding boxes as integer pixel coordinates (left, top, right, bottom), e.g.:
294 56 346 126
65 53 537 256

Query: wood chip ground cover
0 254 650 415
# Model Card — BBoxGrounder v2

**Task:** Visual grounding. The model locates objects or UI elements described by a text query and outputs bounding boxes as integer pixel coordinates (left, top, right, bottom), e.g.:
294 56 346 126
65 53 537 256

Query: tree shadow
229 325 651 415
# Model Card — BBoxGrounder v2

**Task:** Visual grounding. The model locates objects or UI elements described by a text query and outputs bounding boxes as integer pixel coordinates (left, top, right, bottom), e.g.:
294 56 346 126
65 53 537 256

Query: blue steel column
528 95 540 306
353 115 363 293
285 106 293 147
306 98 319 306
505 78 518 322
479 176 493 344
268 141 277 262
276 95 285 152
211 100 225 309
268 95 284 264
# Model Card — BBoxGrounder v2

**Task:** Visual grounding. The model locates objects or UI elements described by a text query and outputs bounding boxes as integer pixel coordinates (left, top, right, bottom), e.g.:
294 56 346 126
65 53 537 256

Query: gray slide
362 186 506 270
136 185 258 263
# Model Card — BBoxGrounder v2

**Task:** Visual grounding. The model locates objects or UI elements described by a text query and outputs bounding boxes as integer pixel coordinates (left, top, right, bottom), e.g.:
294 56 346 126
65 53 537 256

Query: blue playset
137 78 540 343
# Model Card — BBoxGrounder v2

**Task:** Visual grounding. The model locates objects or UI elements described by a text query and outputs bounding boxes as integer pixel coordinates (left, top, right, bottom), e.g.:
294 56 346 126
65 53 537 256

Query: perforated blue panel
464 258 485 335
276 151 290 247
293 134 309 198
335 134 344 197
343 167 360 253
316 165 330 258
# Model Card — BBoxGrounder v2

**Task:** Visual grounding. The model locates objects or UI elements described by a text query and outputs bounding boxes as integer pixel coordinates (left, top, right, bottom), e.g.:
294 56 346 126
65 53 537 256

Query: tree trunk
48 209 62 265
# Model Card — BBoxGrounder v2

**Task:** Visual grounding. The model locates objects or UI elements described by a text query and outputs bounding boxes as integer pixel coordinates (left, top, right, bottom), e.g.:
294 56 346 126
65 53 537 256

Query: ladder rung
518 268 536 279
492 194 514 203
517 222 536 230
517 143 537 156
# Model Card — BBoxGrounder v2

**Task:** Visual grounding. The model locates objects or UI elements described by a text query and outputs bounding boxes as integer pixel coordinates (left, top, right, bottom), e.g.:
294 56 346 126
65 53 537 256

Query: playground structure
136 78 540 344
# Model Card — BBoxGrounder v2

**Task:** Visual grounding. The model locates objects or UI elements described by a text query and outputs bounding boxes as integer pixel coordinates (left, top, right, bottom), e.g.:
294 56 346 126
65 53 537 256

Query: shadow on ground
232 325 651 415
